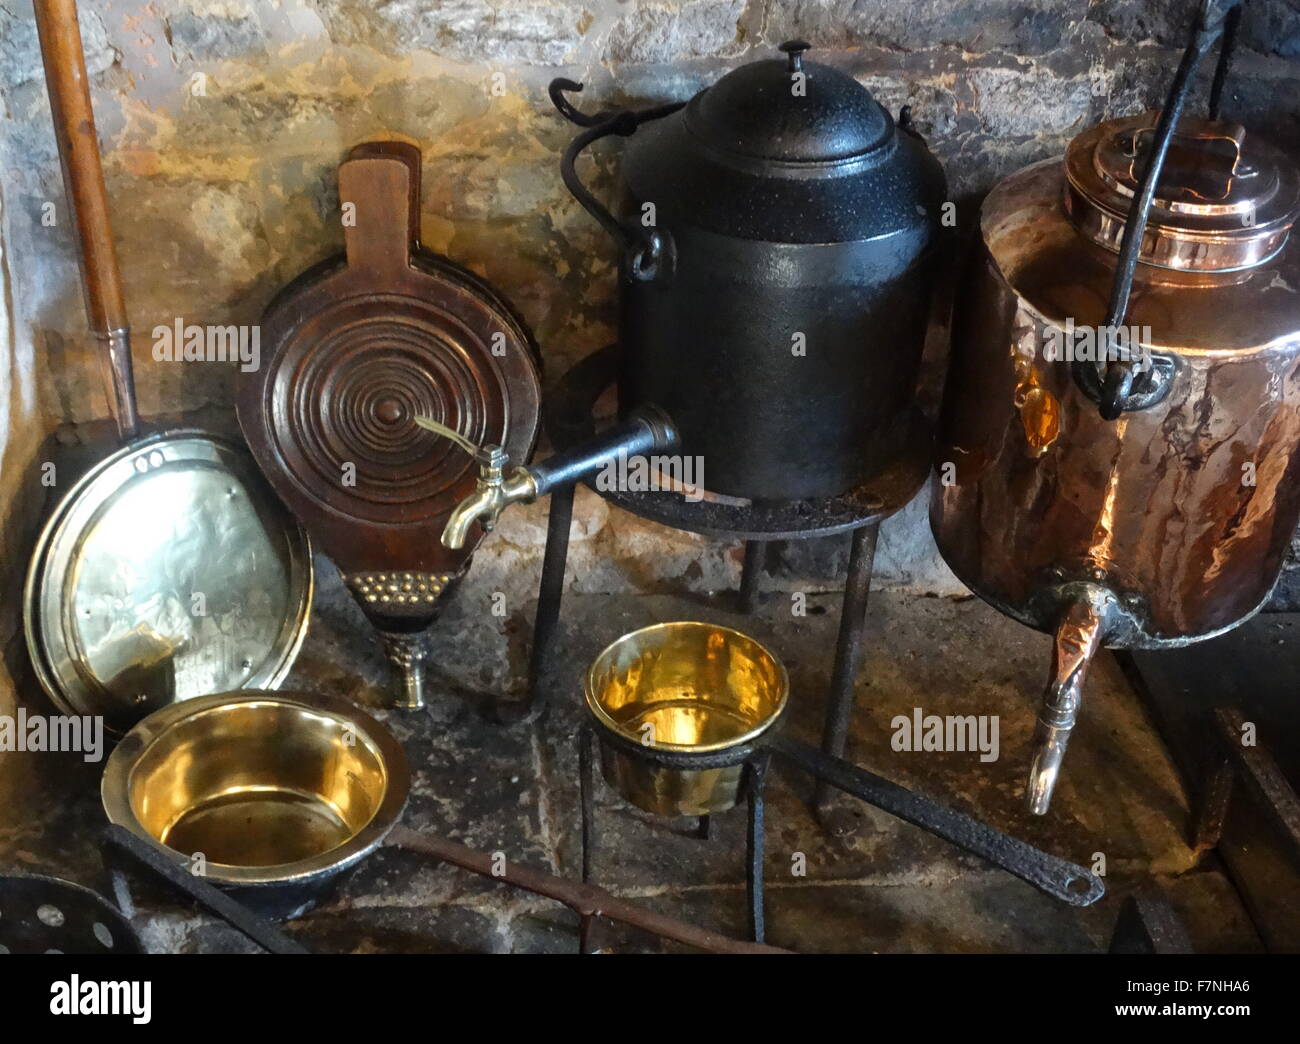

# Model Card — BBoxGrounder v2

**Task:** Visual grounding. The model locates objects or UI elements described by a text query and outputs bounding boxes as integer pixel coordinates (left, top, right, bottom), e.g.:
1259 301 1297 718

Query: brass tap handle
414 416 506 467
416 415 538 549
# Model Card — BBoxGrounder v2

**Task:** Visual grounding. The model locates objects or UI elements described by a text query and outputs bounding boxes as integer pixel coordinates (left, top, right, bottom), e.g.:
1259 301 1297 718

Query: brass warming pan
26 0 310 733
931 1 1300 813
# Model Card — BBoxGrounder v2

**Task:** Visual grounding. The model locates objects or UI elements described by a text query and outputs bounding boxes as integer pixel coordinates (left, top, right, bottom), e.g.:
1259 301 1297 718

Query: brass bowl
102 690 408 896
585 622 788 816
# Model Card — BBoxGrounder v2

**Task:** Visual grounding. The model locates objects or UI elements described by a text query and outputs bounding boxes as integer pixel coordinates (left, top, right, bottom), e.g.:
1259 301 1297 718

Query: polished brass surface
439 460 538 550
102 690 409 886
25 434 313 732
27 0 312 732
342 570 456 614
585 622 787 815
412 416 538 549
932 127 1300 813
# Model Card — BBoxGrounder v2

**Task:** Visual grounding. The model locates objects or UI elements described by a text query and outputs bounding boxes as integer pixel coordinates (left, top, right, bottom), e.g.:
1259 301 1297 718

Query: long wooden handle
35 0 139 440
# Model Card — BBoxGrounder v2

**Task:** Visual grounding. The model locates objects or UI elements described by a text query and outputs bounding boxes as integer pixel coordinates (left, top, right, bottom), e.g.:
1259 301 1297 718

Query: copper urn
931 82 1300 812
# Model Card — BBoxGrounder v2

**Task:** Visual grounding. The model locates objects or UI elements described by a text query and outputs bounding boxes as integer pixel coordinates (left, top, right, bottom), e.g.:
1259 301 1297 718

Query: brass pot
102 690 408 913
931 109 1300 814
584 622 788 816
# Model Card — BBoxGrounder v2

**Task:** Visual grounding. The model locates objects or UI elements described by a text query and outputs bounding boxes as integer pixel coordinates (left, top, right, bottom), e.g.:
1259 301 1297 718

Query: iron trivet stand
516 347 1104 946
520 346 928 823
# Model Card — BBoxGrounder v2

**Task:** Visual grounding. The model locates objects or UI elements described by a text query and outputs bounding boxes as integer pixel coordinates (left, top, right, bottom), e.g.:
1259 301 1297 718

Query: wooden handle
35 0 138 440
339 141 422 276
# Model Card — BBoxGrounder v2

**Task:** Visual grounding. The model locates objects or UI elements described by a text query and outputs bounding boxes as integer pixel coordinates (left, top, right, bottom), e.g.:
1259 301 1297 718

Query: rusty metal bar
739 539 767 613
387 824 789 954
1212 706 1300 863
814 521 879 813
1192 756 1235 854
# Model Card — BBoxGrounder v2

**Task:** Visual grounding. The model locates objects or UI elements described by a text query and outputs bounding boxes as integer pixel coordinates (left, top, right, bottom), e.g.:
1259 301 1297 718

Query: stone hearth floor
0 554 1262 954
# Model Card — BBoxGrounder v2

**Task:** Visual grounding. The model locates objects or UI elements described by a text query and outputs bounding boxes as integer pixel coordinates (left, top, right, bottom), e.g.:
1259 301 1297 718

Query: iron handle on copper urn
1033 0 1245 813
1071 0 1237 422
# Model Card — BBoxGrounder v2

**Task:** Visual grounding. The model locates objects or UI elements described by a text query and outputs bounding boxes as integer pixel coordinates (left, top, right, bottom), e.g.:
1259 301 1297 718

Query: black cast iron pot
552 41 947 501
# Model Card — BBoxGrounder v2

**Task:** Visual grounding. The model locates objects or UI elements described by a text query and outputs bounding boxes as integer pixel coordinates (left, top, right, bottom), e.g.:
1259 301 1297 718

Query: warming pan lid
24 431 313 733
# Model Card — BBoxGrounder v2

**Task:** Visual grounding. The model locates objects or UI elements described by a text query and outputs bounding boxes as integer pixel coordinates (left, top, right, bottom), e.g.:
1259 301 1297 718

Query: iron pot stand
516 347 1105 946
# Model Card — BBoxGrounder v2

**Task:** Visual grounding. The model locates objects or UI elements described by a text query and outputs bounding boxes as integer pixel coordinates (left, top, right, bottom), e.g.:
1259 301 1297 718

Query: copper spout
1026 594 1110 815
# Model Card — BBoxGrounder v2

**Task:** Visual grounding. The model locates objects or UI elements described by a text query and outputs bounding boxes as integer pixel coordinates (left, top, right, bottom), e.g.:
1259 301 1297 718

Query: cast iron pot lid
685 40 892 167
24 431 313 733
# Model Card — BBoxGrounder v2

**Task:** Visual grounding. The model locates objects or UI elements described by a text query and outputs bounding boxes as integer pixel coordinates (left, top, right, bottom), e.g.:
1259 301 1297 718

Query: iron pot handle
1074 0 1241 420
550 78 684 283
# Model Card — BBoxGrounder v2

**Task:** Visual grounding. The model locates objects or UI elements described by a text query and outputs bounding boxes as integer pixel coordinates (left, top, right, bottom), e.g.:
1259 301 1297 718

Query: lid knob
778 39 811 72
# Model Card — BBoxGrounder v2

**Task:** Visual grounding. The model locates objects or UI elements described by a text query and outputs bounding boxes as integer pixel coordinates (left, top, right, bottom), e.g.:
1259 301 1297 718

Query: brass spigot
414 417 539 549
418 406 681 550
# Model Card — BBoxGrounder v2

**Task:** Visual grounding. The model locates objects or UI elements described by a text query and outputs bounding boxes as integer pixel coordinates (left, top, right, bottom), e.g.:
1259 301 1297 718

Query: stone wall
1 0 1298 668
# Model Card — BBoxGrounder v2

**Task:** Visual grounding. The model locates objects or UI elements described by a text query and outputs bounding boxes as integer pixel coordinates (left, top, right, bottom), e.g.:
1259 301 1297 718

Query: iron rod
388 824 788 954
773 734 1105 906
519 482 576 719
746 755 770 943
102 826 309 955
814 522 879 810
739 540 767 613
